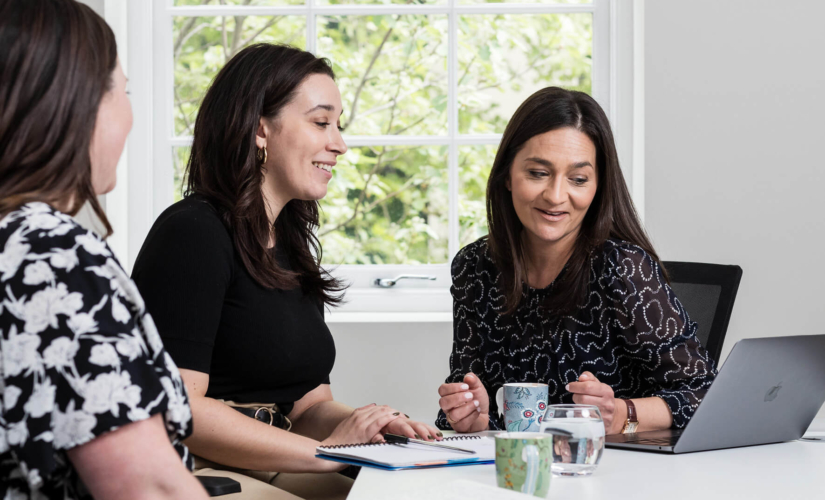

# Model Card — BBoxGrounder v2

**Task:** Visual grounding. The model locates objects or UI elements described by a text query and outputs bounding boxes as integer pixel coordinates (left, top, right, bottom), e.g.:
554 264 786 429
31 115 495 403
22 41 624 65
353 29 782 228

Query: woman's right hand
438 373 490 433
320 404 404 447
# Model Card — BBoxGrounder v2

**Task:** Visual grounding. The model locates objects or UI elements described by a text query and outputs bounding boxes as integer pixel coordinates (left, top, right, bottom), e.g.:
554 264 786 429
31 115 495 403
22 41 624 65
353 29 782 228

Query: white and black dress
436 237 718 431
0 203 193 500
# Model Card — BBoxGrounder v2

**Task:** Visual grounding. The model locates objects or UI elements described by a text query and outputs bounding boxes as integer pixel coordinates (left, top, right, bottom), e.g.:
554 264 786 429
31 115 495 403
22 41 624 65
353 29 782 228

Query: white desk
348 419 825 499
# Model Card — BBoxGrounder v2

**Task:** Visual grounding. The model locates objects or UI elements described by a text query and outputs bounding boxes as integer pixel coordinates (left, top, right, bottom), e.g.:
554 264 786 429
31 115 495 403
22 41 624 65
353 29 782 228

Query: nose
542 176 567 206
328 126 348 156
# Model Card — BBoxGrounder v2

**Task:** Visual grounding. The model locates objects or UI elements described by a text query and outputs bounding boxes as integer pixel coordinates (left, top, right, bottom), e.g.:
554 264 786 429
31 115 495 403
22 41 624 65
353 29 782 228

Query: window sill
325 311 453 324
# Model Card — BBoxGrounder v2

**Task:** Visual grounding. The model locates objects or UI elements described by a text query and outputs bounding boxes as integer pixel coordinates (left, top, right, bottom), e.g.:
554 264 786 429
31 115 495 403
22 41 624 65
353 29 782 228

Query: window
125 0 637 314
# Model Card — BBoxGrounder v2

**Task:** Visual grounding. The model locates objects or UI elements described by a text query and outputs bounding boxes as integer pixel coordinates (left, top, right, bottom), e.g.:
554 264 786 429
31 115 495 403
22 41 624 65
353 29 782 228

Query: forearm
291 400 355 441
185 396 341 473
609 397 673 434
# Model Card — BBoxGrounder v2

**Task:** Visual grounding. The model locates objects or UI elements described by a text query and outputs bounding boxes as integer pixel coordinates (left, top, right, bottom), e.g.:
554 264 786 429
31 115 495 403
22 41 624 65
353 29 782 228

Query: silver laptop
604 334 825 454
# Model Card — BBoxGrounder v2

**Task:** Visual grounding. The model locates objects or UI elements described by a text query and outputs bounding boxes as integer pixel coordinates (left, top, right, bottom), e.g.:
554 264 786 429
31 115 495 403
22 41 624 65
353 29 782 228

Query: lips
535 208 568 222
313 161 333 173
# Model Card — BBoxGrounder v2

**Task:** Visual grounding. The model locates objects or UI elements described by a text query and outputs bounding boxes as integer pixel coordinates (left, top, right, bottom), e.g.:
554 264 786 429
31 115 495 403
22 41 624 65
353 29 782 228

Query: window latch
373 275 437 288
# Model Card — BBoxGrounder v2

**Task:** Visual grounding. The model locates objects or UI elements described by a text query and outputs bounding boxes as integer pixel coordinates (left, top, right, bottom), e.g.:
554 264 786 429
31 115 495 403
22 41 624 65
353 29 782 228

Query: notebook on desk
316 435 495 471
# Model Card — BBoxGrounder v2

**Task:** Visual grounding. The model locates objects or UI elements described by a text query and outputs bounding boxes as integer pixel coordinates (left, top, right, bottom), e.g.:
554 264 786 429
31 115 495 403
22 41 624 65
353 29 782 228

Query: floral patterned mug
495 432 553 497
496 382 549 433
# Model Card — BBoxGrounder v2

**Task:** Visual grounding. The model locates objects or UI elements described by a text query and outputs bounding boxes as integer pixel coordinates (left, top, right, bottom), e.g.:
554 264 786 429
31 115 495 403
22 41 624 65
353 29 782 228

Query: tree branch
341 27 394 131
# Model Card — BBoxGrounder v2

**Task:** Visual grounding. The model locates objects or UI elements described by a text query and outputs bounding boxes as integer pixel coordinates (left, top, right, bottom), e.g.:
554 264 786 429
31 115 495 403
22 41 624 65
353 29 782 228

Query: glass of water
539 404 605 477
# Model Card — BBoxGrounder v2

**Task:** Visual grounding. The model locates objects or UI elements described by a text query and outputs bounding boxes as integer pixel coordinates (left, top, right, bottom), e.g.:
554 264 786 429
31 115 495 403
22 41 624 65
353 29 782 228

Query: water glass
540 404 605 476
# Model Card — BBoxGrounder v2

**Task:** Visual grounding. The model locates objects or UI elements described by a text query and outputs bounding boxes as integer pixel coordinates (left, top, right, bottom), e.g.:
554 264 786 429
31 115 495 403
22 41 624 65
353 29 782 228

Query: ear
255 117 269 149
505 174 512 192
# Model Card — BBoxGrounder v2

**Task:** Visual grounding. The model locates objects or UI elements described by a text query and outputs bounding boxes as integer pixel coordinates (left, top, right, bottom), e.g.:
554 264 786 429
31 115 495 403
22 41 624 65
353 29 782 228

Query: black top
131 196 335 411
1 203 192 500
436 237 718 431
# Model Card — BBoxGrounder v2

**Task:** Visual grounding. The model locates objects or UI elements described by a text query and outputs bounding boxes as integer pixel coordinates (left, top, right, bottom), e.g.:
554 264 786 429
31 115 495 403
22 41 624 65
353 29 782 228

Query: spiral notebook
316 435 496 471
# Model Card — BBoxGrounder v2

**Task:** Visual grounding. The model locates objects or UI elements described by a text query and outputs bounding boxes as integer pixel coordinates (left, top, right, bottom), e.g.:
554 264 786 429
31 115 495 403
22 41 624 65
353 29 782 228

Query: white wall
644 0 825 418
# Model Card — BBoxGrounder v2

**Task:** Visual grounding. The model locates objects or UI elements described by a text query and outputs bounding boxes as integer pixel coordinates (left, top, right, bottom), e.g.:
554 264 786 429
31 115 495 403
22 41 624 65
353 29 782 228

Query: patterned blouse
436 237 717 431
0 203 193 500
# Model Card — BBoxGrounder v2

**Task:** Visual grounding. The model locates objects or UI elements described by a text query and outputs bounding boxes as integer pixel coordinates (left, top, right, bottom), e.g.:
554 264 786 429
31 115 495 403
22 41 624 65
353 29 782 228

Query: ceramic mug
496 382 549 433
495 432 553 497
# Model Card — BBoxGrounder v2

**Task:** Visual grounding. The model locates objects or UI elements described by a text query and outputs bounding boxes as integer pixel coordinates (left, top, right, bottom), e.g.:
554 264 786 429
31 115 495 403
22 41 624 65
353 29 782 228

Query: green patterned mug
495 432 553 498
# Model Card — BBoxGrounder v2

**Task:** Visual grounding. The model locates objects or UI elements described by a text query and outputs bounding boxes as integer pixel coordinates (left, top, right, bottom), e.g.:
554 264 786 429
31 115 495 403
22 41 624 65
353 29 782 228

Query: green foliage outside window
172 4 591 265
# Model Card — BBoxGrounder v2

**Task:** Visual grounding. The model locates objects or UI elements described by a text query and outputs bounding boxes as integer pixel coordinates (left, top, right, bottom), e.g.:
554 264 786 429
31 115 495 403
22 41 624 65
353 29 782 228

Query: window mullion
307 0 316 54
448 0 459 261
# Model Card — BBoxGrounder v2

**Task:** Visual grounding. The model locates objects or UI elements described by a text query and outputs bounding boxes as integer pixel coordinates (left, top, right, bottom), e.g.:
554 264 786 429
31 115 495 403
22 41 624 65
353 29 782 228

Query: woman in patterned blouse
0 1 207 499
436 87 717 435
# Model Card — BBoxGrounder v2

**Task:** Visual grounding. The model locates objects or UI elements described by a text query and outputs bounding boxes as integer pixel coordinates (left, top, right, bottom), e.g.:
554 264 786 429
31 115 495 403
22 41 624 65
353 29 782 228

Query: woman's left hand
566 371 625 434
381 416 443 442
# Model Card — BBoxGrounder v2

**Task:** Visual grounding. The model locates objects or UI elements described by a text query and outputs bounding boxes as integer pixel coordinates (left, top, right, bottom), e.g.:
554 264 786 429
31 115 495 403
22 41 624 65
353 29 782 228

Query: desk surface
348 419 825 499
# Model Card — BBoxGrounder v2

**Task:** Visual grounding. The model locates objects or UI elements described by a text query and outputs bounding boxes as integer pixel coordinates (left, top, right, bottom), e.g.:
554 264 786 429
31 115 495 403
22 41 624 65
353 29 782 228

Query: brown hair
486 86 665 315
185 43 345 305
0 0 117 235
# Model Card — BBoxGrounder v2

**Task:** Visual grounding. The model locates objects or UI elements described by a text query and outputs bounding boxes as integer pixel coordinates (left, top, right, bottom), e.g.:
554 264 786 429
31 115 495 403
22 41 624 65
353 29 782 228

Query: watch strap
624 399 638 423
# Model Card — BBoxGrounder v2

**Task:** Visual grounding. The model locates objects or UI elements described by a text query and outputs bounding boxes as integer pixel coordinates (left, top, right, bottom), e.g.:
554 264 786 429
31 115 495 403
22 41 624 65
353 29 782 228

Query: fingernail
437 432 443 437
370 403 377 406
565 384 570 391
464 392 473 399
428 435 434 440
460 384 469 390
474 400 480 407
393 412 400 416
404 414 410 419
415 434 421 439
477 407 481 413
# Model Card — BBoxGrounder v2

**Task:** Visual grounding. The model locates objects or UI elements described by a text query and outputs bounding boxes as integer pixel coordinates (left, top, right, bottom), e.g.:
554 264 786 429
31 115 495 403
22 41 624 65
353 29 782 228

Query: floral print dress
0 203 193 499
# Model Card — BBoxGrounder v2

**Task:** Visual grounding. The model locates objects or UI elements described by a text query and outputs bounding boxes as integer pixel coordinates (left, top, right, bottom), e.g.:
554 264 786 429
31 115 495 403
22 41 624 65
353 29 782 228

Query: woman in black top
436 87 716 435
0 1 207 499
132 44 441 500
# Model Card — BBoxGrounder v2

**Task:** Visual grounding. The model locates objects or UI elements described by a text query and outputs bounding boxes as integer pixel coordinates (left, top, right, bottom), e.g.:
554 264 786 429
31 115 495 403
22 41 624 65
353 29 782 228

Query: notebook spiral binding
319 435 482 450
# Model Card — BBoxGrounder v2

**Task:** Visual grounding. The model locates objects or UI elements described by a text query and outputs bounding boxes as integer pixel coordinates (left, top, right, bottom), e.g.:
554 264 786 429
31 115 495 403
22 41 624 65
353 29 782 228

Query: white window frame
121 0 642 319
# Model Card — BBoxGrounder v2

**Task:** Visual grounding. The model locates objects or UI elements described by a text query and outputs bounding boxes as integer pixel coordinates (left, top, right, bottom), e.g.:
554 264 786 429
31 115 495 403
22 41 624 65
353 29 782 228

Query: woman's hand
566 371 625 434
320 404 404 447
382 417 444 441
437 373 490 433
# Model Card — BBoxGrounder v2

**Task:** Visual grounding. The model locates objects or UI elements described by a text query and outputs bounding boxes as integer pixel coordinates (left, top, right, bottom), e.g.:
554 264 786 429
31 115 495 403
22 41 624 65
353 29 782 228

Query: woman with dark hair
131 43 441 499
436 87 717 436
0 1 208 499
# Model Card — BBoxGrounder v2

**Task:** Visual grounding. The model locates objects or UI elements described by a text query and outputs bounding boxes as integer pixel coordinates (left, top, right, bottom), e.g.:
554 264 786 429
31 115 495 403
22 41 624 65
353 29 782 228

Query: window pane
458 13 592 134
459 145 496 248
318 0 444 5
173 15 306 136
460 0 589 3
173 146 192 203
317 15 448 136
319 146 449 265
174 0 304 6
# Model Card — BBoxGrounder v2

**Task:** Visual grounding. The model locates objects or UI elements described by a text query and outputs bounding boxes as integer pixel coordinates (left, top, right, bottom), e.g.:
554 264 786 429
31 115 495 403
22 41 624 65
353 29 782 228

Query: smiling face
508 127 599 253
257 73 347 208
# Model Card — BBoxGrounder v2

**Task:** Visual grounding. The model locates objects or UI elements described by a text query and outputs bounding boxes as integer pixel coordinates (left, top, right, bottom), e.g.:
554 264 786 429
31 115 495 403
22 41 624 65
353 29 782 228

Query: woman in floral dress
0 1 208 499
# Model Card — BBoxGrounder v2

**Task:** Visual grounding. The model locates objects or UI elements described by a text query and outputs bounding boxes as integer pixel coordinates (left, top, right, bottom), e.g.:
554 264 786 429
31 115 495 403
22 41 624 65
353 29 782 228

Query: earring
257 146 268 164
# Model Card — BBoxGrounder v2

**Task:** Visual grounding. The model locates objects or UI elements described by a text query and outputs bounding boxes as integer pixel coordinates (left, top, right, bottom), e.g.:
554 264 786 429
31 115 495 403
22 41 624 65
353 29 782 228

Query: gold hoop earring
257 146 268 164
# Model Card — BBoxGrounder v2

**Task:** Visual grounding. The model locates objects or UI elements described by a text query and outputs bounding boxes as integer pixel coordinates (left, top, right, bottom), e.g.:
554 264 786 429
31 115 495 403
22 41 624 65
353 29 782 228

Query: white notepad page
317 435 496 468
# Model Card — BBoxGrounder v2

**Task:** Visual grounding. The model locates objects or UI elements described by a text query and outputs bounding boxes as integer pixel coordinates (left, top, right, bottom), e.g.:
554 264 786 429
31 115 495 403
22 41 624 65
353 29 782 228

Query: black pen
384 433 476 454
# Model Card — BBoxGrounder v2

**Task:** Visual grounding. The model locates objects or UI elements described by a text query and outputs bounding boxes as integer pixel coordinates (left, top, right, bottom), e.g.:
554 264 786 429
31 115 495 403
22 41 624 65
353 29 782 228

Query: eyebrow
524 157 593 170
305 104 344 117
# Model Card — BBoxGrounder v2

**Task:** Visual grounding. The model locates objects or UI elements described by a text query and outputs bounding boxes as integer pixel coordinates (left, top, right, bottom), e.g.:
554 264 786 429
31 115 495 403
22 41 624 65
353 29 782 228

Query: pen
384 433 477 454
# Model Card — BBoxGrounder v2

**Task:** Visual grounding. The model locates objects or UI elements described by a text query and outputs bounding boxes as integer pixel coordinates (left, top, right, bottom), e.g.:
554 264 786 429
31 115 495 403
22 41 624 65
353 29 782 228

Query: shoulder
591 239 664 292
152 196 228 239
451 237 495 279
0 202 116 270
139 196 233 259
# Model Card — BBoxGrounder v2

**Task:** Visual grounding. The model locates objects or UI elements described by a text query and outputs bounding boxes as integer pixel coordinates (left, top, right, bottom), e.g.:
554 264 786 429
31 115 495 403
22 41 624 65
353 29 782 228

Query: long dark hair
0 0 116 235
487 86 665 315
186 43 344 305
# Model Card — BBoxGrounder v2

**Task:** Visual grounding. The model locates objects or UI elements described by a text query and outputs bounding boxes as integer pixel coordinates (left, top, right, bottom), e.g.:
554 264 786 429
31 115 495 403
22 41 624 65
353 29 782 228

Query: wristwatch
620 399 638 434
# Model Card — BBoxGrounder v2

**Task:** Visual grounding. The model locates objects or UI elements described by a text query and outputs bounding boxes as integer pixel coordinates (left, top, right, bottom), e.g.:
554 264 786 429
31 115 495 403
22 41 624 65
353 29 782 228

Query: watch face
624 422 639 434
